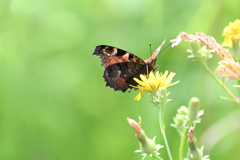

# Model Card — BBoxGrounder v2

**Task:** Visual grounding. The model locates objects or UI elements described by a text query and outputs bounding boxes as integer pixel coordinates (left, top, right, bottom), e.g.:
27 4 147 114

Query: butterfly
93 39 166 92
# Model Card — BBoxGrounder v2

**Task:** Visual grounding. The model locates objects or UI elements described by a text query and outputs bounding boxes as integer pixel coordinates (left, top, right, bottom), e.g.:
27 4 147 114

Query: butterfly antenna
159 42 171 53
149 43 152 65
146 43 152 76
149 43 152 56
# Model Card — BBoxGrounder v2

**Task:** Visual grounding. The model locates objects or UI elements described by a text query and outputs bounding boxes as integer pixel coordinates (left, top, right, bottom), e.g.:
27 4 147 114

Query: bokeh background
0 0 240 159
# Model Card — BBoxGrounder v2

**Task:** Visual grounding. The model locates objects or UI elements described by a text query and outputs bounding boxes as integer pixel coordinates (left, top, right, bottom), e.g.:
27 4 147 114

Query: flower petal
149 72 157 90
133 78 150 88
134 90 143 101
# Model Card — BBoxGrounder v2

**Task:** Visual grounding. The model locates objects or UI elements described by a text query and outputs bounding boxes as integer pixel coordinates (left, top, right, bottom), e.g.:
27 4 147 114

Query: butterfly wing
93 40 166 92
93 45 145 69
104 62 146 92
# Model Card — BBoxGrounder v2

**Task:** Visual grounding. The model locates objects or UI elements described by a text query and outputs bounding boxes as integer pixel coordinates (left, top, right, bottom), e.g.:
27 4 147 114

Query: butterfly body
93 40 166 92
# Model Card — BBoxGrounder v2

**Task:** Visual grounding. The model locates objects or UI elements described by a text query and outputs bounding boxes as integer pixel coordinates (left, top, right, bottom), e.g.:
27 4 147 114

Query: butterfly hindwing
104 62 146 92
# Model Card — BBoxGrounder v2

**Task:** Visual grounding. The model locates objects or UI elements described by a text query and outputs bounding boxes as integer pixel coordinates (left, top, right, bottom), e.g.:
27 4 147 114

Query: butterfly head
144 39 166 72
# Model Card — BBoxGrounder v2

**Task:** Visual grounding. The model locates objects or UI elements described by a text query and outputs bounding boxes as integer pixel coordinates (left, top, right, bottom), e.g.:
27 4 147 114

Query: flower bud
159 87 168 105
188 97 199 121
127 118 157 155
187 126 203 160
137 132 157 155
171 106 188 136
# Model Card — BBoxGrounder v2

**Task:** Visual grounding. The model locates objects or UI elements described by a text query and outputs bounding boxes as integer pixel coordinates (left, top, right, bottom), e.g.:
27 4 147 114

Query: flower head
171 32 240 80
187 126 203 160
127 117 163 160
171 32 232 60
135 136 163 160
222 19 240 48
171 106 188 137
131 71 179 101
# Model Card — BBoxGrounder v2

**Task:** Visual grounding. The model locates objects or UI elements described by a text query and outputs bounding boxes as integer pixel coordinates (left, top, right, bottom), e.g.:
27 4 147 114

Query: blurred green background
0 0 240 159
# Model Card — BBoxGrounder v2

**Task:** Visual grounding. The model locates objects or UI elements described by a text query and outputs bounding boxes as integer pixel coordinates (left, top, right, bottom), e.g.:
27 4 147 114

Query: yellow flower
131 71 179 101
222 19 240 48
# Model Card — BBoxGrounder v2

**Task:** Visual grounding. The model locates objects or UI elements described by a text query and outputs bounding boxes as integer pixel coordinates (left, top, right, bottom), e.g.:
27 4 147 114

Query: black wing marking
103 62 147 92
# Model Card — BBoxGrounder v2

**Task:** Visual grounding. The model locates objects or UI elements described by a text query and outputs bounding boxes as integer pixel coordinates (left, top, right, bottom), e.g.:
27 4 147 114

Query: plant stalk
199 58 239 103
157 105 173 160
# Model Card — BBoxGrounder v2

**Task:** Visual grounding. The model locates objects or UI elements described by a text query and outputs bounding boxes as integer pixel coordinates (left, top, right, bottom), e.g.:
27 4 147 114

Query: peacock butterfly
93 39 166 92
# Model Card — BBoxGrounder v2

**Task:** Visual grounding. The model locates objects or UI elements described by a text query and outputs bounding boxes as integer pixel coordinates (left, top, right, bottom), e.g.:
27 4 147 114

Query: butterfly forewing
93 45 145 69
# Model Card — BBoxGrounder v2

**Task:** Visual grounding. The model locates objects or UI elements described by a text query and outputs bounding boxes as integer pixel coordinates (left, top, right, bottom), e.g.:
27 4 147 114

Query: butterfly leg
128 88 133 93
153 65 159 72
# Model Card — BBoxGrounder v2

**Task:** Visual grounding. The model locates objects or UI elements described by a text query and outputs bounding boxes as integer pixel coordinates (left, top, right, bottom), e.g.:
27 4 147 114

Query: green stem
231 39 240 61
157 105 173 160
232 39 240 106
238 80 240 107
178 121 193 160
199 58 239 103
219 96 238 102
179 137 185 160
238 80 240 96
